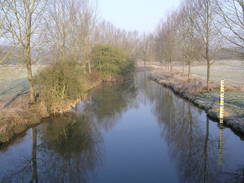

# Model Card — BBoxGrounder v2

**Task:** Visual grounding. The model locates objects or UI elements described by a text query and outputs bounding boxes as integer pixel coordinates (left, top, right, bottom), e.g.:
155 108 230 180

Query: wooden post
219 80 225 124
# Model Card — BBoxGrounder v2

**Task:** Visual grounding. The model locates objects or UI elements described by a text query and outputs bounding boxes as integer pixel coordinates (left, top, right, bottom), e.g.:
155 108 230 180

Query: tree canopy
91 44 134 79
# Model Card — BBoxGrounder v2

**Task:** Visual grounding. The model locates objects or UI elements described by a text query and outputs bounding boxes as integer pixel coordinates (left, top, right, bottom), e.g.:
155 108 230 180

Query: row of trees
1 0 243 101
145 0 243 90
0 0 141 103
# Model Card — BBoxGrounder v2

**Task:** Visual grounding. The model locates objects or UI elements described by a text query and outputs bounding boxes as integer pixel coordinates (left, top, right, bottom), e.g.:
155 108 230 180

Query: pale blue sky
98 0 181 33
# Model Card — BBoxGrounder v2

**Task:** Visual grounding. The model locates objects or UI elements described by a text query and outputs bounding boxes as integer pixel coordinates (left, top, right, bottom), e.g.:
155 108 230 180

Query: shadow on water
0 72 244 183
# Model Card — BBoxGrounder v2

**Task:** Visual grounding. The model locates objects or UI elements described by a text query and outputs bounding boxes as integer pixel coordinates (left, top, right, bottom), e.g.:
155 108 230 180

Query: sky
98 0 182 34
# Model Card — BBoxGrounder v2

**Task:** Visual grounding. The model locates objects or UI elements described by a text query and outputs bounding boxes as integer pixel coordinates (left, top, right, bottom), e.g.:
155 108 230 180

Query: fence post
219 80 225 124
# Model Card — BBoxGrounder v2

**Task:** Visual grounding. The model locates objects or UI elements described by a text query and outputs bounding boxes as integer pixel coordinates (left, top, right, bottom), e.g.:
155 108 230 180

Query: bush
36 59 93 113
91 44 134 79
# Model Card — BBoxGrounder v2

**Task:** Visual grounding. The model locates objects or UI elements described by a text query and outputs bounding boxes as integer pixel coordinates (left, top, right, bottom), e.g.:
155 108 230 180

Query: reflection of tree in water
134 72 159 106
84 80 137 131
1 112 102 183
31 128 38 183
42 113 99 157
1 79 137 182
37 112 102 183
142 76 244 183
2 72 244 182
0 128 39 183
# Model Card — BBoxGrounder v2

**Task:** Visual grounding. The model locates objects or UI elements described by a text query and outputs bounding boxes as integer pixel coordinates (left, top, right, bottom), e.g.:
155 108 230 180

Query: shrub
91 44 134 79
35 59 92 113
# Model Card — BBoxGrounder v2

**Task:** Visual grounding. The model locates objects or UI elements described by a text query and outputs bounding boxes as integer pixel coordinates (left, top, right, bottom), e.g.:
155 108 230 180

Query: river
0 72 244 183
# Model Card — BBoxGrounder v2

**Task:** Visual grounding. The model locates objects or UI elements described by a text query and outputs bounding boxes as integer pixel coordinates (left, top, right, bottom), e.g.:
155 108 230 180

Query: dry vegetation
0 93 43 143
150 66 244 135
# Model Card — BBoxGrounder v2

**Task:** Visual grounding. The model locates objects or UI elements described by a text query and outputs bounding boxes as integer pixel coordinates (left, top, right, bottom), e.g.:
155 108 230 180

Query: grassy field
0 65 45 108
145 60 244 119
140 60 244 85
191 60 244 85
191 60 244 117
1 60 244 108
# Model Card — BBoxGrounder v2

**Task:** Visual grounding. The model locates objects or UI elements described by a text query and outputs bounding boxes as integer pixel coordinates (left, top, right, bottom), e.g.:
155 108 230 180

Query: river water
0 72 244 183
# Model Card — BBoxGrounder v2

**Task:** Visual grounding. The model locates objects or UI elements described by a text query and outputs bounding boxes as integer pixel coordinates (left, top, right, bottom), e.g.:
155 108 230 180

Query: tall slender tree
1 0 47 102
193 0 219 90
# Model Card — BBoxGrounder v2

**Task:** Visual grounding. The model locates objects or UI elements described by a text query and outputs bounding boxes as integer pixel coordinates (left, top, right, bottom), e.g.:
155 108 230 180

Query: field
191 60 244 85
141 60 244 85
1 60 244 108
144 59 244 119
0 65 45 108
190 60 244 117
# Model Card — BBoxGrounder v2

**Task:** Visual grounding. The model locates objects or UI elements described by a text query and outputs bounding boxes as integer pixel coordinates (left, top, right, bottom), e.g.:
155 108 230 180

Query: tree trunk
26 62 35 103
25 48 35 103
207 59 210 91
26 8 35 103
206 37 210 91
88 61 91 73
169 57 172 72
182 60 185 73
187 61 191 80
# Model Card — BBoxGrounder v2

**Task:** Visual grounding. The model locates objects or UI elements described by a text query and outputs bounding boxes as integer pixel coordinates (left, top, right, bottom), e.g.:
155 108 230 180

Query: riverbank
150 69 244 137
0 79 102 145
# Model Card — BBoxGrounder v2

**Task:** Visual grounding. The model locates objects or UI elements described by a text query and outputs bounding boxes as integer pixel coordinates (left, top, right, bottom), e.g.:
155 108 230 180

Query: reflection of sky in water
0 72 244 183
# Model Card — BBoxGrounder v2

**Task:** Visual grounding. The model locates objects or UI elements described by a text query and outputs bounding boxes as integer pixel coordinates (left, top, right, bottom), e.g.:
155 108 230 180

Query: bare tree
140 34 155 65
43 0 97 74
43 0 74 60
0 1 11 64
178 0 202 79
193 0 219 90
216 0 244 49
155 11 179 71
94 20 140 59
0 22 15 64
163 15 176 71
80 3 97 73
1 0 47 102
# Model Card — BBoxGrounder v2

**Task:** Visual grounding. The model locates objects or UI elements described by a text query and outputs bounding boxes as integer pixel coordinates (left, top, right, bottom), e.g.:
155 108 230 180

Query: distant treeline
140 0 244 90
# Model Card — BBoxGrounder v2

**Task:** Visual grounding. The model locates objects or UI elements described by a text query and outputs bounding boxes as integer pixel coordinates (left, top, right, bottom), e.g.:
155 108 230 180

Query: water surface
1 72 244 183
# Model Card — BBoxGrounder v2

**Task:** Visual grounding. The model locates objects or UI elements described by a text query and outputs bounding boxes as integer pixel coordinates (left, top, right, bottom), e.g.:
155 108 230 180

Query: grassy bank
0 44 135 145
150 69 244 137
0 78 102 144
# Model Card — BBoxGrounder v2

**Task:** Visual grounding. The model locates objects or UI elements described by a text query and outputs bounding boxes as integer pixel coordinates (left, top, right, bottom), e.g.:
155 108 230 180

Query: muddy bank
150 69 244 137
0 80 102 145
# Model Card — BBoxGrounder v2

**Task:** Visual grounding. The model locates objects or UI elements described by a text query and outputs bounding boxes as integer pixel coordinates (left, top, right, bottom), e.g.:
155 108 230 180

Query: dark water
1 72 244 183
